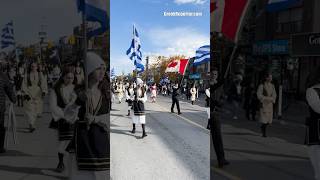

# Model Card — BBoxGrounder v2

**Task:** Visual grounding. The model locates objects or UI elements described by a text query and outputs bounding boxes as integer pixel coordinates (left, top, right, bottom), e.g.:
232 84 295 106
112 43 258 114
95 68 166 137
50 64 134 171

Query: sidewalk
211 101 314 180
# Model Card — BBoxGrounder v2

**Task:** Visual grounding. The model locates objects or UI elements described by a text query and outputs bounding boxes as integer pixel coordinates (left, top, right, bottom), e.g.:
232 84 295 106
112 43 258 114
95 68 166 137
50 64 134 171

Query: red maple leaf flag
211 0 251 43
165 59 189 75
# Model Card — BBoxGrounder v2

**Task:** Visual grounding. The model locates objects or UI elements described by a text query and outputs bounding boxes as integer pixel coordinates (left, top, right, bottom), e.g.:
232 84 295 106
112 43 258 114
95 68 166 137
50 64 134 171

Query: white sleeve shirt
306 86 320 114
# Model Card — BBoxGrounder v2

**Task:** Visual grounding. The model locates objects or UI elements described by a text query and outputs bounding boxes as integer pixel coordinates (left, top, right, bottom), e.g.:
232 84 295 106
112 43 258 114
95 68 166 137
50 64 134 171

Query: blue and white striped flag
266 0 300 12
193 45 210 66
126 25 144 73
111 67 115 77
1 21 15 49
77 0 108 38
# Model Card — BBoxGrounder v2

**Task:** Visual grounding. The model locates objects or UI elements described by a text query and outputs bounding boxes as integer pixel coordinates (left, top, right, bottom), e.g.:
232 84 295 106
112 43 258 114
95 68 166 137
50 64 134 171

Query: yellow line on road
212 167 242 180
154 103 208 131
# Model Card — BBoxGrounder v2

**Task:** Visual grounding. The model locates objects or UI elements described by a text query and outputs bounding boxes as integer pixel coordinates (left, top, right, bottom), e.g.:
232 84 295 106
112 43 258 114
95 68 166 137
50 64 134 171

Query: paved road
0 96 68 180
110 95 210 180
212 101 314 180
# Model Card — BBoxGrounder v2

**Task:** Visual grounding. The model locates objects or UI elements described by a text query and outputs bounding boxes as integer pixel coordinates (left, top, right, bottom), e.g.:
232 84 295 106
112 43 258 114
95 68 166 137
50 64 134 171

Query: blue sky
110 0 210 75
0 0 81 46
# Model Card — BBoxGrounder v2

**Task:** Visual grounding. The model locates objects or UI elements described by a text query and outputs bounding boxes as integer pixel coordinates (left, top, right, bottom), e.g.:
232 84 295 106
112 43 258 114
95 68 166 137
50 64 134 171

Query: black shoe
131 128 136 134
0 148 6 153
142 132 147 138
55 162 65 173
171 111 174 113
127 113 130 116
29 125 35 133
218 160 230 168
178 112 182 115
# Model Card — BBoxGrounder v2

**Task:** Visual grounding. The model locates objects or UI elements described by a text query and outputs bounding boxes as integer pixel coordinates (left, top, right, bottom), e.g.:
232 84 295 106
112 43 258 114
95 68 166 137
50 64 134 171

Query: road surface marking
153 102 209 132
212 166 242 180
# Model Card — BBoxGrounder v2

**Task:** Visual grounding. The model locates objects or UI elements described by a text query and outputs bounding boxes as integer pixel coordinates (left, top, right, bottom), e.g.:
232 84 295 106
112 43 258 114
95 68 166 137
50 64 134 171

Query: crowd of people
0 52 110 180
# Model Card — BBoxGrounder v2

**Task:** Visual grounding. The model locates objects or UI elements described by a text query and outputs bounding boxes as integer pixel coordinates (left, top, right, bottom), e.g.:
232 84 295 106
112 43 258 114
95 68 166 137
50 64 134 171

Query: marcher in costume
190 84 197 105
131 78 148 138
150 83 157 103
22 62 48 132
0 71 16 153
50 66 78 173
125 83 134 116
16 62 25 107
75 62 85 85
37 63 49 116
205 87 210 129
66 52 110 180
257 73 277 137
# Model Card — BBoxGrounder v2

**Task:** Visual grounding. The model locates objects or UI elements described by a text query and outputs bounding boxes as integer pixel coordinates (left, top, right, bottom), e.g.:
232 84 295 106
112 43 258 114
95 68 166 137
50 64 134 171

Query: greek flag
266 0 300 12
1 21 15 49
126 25 144 73
193 45 210 66
77 0 108 38
111 67 115 77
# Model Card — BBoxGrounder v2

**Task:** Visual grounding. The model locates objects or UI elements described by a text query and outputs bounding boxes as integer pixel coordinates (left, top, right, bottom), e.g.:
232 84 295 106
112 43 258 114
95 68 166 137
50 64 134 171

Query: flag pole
179 58 189 88
83 10 88 92
223 44 238 79
82 5 89 123
12 21 19 63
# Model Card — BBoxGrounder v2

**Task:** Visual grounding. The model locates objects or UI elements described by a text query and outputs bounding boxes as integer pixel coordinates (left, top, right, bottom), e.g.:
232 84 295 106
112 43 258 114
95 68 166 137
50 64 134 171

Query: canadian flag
211 0 251 42
165 59 189 75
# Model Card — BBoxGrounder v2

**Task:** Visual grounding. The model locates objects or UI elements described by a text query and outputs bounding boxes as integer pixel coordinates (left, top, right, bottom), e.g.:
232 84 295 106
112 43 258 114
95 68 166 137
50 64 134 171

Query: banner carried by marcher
211 0 251 43
77 0 108 38
126 24 144 73
165 59 189 75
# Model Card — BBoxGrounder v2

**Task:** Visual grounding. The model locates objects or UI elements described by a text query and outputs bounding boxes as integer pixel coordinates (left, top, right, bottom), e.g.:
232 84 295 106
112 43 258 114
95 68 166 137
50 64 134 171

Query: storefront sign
189 73 201 79
291 33 320 56
253 40 289 55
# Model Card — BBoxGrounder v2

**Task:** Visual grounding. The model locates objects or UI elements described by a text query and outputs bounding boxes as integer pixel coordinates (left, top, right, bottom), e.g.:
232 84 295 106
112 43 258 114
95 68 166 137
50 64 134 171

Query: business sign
291 33 320 57
253 40 289 55
189 73 201 79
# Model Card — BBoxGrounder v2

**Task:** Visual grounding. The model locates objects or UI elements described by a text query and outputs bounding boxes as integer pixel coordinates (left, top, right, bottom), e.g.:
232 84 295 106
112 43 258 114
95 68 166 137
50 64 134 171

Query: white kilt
206 108 210 119
132 115 146 124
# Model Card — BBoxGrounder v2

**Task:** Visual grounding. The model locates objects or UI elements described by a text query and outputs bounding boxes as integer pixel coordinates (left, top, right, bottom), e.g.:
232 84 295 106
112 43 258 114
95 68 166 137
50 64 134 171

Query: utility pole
145 56 149 83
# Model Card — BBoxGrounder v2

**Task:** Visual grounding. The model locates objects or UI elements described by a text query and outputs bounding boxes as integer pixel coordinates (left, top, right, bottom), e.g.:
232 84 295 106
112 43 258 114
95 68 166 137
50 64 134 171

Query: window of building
276 8 303 33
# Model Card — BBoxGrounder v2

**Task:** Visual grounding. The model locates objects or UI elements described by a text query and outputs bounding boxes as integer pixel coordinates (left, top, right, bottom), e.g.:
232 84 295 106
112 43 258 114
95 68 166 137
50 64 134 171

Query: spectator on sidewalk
0 71 16 153
186 83 190 100
244 82 259 121
209 68 229 168
257 73 277 137
227 74 243 120
305 67 320 180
